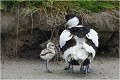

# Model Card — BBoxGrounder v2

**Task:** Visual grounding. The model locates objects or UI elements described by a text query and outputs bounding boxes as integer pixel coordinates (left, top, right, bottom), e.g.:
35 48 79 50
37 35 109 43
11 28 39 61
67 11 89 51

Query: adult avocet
59 13 99 74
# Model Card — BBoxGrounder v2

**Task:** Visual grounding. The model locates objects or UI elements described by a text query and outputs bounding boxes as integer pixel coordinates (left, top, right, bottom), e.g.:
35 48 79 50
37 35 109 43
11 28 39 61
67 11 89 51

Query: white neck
66 17 79 28
75 25 84 27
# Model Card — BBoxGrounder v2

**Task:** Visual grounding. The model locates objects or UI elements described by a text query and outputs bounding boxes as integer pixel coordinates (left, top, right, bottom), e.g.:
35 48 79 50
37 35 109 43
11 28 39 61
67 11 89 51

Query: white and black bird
59 13 99 74
40 42 56 73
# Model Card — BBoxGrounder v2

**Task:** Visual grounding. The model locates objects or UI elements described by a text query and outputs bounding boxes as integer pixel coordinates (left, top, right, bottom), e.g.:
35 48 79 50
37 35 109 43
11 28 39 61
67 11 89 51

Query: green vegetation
0 0 119 12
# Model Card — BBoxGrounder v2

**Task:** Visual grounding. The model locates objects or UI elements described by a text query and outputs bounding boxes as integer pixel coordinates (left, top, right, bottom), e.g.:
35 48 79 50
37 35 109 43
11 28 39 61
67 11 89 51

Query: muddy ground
1 56 119 79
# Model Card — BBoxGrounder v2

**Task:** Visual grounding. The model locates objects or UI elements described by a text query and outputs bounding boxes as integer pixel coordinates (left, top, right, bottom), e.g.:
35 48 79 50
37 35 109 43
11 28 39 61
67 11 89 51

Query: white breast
63 36 88 62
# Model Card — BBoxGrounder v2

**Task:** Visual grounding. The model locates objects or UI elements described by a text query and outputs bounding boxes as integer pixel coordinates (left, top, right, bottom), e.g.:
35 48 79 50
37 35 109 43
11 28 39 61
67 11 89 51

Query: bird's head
57 13 82 29
47 42 56 50
65 13 82 28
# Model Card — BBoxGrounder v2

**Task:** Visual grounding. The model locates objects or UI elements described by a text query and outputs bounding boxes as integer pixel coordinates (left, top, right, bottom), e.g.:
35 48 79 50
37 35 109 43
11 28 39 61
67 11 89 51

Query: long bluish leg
70 63 74 73
45 60 48 71
67 63 74 73
80 64 83 73
45 60 51 73
64 58 74 73
87 65 93 73
80 64 87 74
80 59 92 74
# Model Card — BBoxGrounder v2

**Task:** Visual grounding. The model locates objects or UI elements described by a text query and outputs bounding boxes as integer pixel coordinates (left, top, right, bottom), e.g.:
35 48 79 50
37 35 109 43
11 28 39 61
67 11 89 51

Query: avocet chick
40 42 56 73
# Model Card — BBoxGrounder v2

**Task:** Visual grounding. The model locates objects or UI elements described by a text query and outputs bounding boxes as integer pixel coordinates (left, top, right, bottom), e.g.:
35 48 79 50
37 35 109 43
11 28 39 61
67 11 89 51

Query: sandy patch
1 57 119 79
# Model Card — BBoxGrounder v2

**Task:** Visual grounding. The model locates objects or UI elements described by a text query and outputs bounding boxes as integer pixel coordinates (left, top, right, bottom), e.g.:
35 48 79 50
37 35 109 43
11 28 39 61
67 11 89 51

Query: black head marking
76 15 82 25
65 13 76 22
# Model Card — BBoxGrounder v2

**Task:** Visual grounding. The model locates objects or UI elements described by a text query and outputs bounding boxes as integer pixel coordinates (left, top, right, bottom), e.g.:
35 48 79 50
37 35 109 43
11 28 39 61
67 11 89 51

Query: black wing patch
61 38 76 53
69 27 90 38
85 37 97 51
